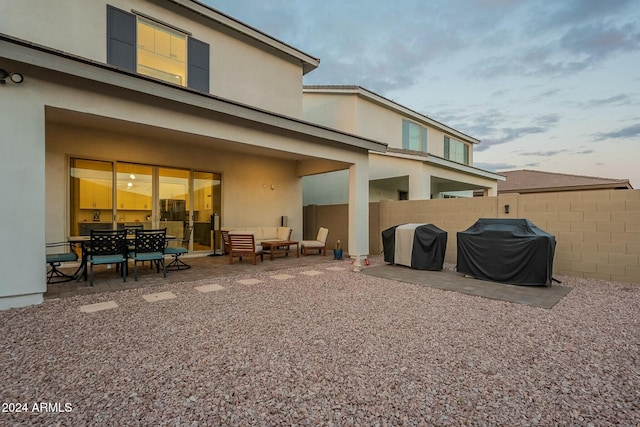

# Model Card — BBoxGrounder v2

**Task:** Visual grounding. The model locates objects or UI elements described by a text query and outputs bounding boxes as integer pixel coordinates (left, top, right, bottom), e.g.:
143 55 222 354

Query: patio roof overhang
0 34 387 166
379 149 506 182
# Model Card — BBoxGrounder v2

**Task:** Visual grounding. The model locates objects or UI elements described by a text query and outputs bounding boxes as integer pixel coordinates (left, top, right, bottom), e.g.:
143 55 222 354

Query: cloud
204 0 640 94
472 162 519 172
560 23 640 59
475 126 548 152
534 114 561 127
593 123 640 140
520 149 568 157
582 94 633 108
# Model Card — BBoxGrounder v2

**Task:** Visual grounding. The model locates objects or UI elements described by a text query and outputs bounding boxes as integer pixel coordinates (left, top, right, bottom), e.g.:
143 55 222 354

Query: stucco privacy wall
307 189 640 284
303 202 380 258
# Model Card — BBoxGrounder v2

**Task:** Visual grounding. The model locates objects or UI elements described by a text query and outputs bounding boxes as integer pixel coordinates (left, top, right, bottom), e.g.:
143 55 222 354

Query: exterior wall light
504 204 510 214
0 69 24 84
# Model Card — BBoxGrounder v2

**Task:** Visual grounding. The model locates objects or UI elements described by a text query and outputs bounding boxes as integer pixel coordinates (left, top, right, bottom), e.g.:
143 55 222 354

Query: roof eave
170 0 320 75
304 85 480 145
379 149 505 181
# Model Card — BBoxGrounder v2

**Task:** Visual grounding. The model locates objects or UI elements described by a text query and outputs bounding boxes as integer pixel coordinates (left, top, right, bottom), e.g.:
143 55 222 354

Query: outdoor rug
362 264 571 309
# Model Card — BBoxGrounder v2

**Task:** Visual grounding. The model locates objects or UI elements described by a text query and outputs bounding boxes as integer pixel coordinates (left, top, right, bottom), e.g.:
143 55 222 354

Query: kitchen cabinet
116 188 135 210
80 179 112 209
116 190 152 210
134 193 152 210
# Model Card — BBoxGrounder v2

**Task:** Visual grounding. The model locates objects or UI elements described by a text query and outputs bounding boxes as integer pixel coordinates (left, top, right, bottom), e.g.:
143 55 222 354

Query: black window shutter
107 5 136 71
188 37 210 92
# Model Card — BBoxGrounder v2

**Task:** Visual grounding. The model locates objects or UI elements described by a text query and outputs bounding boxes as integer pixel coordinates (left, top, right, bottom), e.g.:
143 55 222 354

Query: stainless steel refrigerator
159 199 186 221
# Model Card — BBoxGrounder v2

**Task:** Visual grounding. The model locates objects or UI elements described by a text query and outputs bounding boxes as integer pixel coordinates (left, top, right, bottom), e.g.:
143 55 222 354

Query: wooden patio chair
228 231 263 265
221 229 230 255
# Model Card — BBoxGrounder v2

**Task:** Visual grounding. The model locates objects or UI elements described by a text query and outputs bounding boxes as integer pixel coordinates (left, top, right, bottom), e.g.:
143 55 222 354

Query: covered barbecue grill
456 218 556 286
382 223 447 270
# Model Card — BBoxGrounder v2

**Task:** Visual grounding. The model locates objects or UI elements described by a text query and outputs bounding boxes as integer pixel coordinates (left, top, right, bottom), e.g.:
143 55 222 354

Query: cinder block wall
307 189 640 284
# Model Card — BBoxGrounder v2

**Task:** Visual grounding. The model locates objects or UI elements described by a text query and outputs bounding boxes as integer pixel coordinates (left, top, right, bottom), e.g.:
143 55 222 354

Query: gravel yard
2 257 639 426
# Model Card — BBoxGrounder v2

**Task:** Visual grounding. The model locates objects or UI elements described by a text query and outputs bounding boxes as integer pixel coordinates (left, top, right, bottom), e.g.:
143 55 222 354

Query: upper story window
444 136 469 165
402 120 427 152
107 5 210 92
137 18 187 86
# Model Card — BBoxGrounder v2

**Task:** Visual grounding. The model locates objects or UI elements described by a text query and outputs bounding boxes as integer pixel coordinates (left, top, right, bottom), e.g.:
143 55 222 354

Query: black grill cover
382 224 447 270
456 218 556 286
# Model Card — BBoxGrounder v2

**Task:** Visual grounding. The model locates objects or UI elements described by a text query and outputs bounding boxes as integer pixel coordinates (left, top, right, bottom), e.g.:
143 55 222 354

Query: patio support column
0 82 46 309
409 168 431 200
348 158 369 259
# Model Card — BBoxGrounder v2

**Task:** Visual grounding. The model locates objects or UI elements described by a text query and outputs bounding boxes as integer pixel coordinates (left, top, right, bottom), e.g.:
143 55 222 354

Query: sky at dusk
203 0 640 187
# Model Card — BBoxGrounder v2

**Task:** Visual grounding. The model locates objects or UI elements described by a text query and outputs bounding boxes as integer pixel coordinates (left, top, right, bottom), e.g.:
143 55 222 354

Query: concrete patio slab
194 284 225 293
79 301 119 313
362 264 571 309
142 291 177 302
299 270 323 276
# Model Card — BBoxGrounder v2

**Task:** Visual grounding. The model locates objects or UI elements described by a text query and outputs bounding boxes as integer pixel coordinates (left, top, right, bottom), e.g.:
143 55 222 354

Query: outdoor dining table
68 234 175 282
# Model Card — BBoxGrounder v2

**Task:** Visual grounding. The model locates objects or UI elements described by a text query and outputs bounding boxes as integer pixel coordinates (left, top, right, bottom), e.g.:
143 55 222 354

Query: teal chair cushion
131 252 164 261
89 254 126 265
47 252 78 263
164 247 188 255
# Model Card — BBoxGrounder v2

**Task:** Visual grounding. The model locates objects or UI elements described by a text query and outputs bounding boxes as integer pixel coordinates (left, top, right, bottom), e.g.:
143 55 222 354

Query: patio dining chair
130 228 167 280
45 242 78 284
165 225 193 270
88 229 128 286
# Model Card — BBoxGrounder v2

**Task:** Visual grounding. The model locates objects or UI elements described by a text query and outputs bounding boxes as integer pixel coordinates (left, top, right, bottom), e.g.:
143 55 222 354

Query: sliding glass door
116 163 153 230
70 159 113 236
193 171 221 252
69 158 221 254
159 167 190 246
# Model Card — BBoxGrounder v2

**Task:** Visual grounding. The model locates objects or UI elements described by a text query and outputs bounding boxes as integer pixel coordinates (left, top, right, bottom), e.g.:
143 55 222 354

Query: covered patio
1 34 385 310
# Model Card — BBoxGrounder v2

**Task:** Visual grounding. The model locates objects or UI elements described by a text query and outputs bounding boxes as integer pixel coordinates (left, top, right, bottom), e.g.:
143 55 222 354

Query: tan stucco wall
302 92 476 159
302 93 358 133
0 0 304 117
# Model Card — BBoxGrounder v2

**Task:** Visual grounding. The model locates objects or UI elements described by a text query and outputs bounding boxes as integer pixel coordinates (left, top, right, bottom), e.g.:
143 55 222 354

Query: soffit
376 150 505 182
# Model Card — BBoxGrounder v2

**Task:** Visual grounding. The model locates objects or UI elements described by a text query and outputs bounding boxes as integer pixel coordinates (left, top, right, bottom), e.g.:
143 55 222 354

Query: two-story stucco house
302 86 503 204
0 0 386 309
